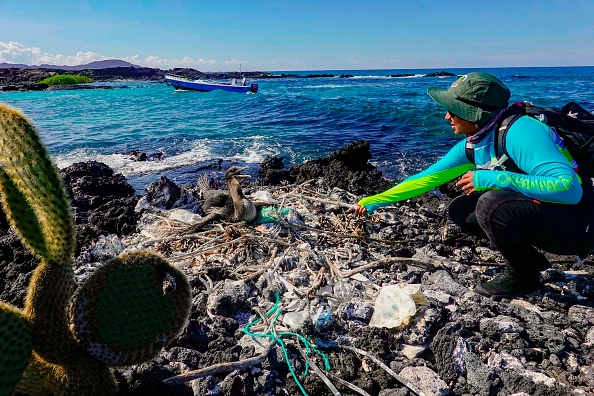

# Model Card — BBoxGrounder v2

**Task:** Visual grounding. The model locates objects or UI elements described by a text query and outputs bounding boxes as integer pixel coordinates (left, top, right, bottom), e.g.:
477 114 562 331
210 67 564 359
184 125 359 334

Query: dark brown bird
185 166 257 233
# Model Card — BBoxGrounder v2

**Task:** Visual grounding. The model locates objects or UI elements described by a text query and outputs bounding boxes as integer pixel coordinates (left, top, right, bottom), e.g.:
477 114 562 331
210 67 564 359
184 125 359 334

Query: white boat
164 75 258 93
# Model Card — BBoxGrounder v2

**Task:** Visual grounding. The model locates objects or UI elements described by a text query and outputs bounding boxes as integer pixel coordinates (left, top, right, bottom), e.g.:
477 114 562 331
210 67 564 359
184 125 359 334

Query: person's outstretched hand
456 171 476 195
349 204 368 216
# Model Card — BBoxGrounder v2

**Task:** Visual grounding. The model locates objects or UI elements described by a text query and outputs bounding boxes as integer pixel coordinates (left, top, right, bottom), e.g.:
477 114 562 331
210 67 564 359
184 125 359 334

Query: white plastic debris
369 283 428 328
250 190 279 203
168 208 204 224
282 309 310 330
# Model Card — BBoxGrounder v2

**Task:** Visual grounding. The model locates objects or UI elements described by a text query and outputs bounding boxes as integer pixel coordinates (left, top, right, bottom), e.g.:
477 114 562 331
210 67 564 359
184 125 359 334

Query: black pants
448 190 589 275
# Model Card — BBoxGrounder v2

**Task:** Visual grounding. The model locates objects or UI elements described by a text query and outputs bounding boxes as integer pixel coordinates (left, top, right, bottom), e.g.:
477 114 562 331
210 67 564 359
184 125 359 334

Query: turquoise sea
2 66 593 192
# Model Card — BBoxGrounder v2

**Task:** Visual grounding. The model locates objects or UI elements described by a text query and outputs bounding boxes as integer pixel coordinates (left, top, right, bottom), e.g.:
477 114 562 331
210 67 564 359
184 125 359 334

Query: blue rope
242 294 332 396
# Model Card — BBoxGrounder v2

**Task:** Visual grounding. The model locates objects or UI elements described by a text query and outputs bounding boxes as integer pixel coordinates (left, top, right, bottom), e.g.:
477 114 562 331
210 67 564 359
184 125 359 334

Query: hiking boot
474 266 540 298
534 256 551 271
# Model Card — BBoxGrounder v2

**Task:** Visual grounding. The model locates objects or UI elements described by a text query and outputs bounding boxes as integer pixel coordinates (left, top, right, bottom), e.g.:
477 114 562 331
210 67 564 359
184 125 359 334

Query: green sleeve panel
473 116 583 204
358 140 474 213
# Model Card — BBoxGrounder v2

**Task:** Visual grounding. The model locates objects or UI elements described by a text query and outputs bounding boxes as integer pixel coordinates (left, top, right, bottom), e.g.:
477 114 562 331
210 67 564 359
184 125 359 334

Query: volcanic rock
258 139 392 195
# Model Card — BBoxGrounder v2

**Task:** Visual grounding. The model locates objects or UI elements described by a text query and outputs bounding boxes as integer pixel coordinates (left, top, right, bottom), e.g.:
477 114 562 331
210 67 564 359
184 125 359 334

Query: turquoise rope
243 294 332 396
278 331 331 371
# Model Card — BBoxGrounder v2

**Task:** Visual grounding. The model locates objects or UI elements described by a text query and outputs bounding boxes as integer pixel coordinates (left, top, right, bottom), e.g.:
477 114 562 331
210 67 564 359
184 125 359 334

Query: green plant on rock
0 103 192 396
38 75 93 85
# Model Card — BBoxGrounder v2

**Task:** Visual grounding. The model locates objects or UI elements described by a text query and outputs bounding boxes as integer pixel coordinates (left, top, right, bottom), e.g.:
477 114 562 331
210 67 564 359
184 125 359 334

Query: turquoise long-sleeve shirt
358 115 583 214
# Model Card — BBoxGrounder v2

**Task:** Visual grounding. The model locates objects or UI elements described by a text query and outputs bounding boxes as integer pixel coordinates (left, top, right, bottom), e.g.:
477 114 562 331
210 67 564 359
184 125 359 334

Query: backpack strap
464 113 525 172
465 103 527 170
465 141 475 164
577 168 594 258
493 114 524 173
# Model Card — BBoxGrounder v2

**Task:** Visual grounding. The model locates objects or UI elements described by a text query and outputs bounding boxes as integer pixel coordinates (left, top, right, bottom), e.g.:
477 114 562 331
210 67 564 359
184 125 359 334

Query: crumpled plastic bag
250 190 279 204
312 306 334 332
369 283 428 328
168 208 204 224
253 206 291 225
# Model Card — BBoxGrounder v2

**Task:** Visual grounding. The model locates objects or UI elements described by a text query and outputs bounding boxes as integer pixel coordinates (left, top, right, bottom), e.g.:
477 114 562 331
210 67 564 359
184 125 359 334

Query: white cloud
348 59 359 65
40 51 105 66
0 41 106 65
130 55 218 68
223 59 249 66
1 41 43 64
0 41 239 70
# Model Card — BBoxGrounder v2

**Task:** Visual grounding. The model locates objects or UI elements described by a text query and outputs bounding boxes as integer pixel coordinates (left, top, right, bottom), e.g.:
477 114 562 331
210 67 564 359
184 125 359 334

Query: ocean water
2 66 593 193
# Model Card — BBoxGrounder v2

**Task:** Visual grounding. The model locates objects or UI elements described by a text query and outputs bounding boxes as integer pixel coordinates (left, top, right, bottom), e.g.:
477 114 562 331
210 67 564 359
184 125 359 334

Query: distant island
0 59 141 70
0 60 278 91
0 59 457 91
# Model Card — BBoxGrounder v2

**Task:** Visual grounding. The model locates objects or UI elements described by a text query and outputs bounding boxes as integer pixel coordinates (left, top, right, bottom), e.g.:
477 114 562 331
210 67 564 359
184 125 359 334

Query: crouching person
351 72 593 298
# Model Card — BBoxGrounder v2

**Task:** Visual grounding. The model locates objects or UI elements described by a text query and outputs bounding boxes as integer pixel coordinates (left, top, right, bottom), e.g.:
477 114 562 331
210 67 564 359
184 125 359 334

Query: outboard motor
249 83 258 93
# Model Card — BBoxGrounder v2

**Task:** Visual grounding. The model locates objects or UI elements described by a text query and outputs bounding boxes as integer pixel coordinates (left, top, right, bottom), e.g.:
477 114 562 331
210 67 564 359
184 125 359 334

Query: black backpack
465 101 594 176
465 101 594 257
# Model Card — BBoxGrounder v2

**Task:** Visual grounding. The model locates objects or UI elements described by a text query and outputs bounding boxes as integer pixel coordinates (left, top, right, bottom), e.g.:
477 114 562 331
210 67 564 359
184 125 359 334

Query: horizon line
1 61 593 73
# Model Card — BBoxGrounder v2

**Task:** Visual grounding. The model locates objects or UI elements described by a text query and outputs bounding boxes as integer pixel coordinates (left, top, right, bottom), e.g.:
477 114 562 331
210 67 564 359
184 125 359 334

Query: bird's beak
236 174 251 183
236 167 251 182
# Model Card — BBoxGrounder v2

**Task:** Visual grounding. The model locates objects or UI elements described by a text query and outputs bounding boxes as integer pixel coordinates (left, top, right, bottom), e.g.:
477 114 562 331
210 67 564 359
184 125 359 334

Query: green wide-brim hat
427 72 511 127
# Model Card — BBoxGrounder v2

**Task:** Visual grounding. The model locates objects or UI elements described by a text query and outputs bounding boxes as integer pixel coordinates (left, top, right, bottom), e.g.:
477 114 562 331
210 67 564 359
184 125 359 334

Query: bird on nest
184 166 257 233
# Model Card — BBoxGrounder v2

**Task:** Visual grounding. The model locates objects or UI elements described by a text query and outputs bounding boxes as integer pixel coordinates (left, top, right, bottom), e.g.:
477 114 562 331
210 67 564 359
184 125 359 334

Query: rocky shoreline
0 67 457 91
2 140 593 396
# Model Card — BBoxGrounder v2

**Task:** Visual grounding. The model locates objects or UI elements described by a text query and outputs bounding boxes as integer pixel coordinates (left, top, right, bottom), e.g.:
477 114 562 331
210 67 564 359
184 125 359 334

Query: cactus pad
24 261 78 365
0 103 74 263
69 251 191 366
0 303 32 396
16 353 118 396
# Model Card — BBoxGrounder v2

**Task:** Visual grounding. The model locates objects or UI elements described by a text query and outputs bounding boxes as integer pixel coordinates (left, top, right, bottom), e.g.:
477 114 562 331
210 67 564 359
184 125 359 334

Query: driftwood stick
278 195 288 213
342 345 426 396
323 371 371 396
237 246 284 281
238 245 297 282
551 258 594 264
295 344 341 396
325 257 436 280
306 267 326 297
137 233 216 247
343 257 436 276
253 306 272 330
287 192 356 209
263 179 316 194
247 234 317 254
240 267 271 282
248 323 292 333
282 221 407 245
290 179 317 193
324 255 345 280
163 342 274 385
167 237 245 261
460 260 503 267
300 187 356 202
299 187 356 205
271 246 293 273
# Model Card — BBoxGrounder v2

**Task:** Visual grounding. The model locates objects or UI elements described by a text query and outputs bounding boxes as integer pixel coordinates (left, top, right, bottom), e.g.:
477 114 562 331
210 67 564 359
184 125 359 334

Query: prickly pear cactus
0 103 75 263
70 251 192 366
16 353 118 396
0 303 32 396
0 103 79 367
0 103 193 396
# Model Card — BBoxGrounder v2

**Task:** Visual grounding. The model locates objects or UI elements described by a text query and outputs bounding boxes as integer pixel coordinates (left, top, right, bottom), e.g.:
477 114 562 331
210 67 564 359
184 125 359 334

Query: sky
1 0 593 72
